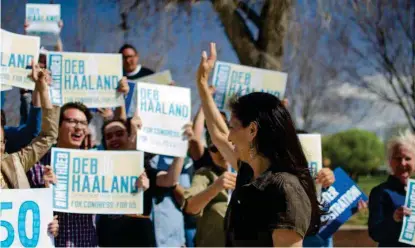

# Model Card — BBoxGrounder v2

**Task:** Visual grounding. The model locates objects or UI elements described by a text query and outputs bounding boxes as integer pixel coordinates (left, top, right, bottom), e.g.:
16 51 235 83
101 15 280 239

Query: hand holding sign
136 171 149 191
117 76 129 95
182 123 194 141
316 168 335 188
43 165 57 188
30 60 51 92
47 215 59 237
394 206 411 222
197 42 217 84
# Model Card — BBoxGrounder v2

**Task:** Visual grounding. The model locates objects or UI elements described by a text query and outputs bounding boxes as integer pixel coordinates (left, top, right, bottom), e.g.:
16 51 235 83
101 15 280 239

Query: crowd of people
1 22 415 248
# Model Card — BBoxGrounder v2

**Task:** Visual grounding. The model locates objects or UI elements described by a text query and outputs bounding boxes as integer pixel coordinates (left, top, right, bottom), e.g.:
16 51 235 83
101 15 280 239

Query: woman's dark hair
229 92 322 235
101 118 130 150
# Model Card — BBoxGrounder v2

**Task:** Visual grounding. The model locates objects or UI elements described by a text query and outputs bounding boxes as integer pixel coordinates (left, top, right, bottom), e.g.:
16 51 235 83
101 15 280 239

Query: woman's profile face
228 114 252 162
104 122 128 150
390 145 415 185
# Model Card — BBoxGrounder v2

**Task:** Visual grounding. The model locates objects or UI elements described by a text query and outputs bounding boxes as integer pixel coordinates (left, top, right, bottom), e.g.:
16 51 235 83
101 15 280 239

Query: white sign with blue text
0 29 40 90
47 51 123 108
399 178 415 245
0 188 55 248
52 148 144 214
211 61 287 111
135 82 191 157
298 134 323 197
51 148 145 215
26 4 61 47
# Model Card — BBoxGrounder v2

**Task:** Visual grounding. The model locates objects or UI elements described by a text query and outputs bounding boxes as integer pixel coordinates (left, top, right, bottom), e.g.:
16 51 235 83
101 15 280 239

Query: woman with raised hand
196 43 321 247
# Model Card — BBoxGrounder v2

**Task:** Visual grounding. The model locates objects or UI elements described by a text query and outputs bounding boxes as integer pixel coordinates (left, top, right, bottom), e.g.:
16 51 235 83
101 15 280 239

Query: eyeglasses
122 55 136 60
63 118 88 128
209 145 219 153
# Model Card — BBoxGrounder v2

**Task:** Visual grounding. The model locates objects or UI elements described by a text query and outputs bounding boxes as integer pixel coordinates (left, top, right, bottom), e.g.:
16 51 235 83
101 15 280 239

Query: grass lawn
345 174 388 226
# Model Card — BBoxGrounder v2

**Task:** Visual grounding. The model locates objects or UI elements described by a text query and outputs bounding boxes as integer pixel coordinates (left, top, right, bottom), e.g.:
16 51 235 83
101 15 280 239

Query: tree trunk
210 0 292 71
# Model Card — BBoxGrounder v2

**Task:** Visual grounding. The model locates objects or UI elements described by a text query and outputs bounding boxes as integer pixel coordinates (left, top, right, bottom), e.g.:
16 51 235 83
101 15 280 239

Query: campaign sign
0 188 55 248
399 179 415 245
0 29 40 90
47 51 123 108
51 148 144 215
135 82 191 157
298 134 323 197
126 70 173 117
318 168 368 239
211 61 287 110
26 4 61 46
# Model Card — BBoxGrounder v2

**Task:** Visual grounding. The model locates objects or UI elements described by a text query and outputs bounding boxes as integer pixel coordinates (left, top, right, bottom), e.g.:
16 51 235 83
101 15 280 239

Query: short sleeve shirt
225 162 311 247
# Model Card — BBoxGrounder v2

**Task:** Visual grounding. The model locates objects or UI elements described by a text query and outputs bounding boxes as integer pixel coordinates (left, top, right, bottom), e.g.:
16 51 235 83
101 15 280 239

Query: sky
0 0 409 137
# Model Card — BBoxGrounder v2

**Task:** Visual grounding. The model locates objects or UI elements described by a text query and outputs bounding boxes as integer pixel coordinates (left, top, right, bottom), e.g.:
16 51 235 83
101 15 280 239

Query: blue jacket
368 175 412 247
4 105 42 154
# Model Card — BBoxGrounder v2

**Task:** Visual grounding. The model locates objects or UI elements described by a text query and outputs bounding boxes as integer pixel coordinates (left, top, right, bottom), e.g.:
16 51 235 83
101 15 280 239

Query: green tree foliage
323 129 384 181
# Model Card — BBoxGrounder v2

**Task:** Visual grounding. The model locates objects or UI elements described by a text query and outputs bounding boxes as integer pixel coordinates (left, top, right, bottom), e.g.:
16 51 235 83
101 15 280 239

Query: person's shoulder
140 67 155 75
369 180 389 197
271 171 301 186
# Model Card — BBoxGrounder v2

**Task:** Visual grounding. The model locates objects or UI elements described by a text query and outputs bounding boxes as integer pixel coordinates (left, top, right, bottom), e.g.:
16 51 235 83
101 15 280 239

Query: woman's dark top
225 162 311 247
368 175 412 247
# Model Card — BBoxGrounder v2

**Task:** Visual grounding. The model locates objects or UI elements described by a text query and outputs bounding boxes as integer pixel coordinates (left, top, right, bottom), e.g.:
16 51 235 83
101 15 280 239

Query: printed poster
298 134 323 196
126 70 173 117
318 168 368 239
0 188 55 247
0 29 40 90
135 82 191 157
211 61 287 110
26 4 61 46
51 148 144 215
0 85 12 91
399 178 415 245
47 51 123 108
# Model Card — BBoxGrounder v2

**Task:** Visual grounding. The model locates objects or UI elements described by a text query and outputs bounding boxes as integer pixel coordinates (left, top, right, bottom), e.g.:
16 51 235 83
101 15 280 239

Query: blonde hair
387 129 415 160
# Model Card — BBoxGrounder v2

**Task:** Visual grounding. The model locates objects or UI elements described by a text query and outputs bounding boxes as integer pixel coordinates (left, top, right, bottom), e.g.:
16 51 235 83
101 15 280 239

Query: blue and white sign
0 188 55 248
26 4 61 47
135 82 191 157
399 179 415 245
318 168 368 239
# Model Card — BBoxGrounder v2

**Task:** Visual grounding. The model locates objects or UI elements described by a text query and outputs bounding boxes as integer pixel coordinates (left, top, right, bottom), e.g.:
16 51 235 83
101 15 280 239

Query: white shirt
126 65 142 77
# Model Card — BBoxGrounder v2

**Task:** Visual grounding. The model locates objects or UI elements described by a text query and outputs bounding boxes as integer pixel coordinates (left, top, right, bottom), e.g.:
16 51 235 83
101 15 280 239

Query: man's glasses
63 118 88 128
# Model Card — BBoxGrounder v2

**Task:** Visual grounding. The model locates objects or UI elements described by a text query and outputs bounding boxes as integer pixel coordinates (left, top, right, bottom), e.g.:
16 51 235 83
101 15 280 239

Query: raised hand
182 123 194 141
30 60 51 93
117 76 129 95
197 42 217 84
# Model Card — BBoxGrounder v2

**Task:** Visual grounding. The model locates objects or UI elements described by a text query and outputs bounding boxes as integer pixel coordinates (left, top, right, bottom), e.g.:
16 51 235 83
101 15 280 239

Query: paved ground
334 225 377 247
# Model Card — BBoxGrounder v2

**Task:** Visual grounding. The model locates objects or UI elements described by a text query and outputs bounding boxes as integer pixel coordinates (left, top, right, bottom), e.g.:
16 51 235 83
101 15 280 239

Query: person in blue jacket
1 89 42 154
369 130 415 247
